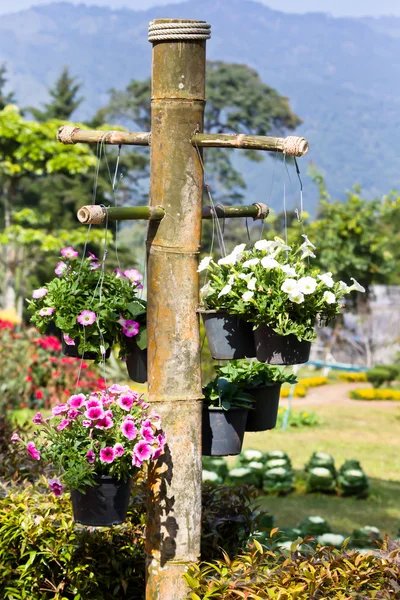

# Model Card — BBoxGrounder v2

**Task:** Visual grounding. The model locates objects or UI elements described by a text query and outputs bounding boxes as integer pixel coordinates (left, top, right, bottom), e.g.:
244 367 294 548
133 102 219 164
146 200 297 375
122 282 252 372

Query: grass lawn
244 394 400 538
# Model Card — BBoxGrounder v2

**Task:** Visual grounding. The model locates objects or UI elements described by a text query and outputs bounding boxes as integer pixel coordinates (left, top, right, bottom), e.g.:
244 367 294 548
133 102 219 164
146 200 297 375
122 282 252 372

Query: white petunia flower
288 290 304 304
300 245 316 260
323 291 336 304
338 281 350 293
218 253 238 266
301 234 316 249
281 279 299 294
261 256 279 270
349 277 366 293
239 272 253 282
273 236 291 252
242 291 254 302
297 276 317 295
254 239 276 253
242 258 260 268
280 264 297 277
197 256 212 272
247 277 257 291
218 284 232 298
200 282 213 298
318 272 334 288
232 243 246 255
228 274 235 285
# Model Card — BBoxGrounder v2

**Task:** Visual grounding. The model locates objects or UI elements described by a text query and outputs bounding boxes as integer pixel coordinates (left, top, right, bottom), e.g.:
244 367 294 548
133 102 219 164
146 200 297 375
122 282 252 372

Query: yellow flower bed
339 372 368 382
350 388 400 401
280 376 328 398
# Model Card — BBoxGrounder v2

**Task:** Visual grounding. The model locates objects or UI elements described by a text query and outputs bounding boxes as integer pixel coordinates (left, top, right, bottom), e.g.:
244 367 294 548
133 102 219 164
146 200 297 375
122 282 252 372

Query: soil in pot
126 342 147 383
201 310 256 360
202 406 248 456
70 476 132 526
254 325 311 365
62 337 112 360
245 384 281 432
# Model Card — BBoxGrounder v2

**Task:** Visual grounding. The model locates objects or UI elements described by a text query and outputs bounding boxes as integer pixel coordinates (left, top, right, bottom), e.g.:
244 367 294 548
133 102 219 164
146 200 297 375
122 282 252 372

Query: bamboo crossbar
192 133 309 156
77 203 269 225
57 126 151 146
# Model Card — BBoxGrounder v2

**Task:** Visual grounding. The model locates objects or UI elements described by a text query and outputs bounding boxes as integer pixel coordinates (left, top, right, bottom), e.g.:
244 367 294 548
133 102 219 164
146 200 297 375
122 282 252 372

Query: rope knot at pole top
148 20 211 42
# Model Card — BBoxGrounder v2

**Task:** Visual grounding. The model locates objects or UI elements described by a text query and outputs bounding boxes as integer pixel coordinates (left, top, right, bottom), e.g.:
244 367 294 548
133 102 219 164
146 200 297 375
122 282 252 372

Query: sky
1 0 400 17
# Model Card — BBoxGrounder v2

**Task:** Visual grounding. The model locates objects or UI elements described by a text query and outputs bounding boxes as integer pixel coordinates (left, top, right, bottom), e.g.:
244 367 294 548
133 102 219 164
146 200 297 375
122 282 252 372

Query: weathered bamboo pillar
145 19 208 599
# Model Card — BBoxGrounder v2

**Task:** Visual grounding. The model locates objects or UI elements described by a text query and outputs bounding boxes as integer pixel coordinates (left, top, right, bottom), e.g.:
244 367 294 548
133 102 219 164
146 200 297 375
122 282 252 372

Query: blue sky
1 0 400 16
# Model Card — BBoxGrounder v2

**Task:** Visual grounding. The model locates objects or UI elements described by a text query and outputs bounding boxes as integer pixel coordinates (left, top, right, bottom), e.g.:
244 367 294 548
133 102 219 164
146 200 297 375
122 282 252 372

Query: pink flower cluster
114 268 143 290
27 385 165 496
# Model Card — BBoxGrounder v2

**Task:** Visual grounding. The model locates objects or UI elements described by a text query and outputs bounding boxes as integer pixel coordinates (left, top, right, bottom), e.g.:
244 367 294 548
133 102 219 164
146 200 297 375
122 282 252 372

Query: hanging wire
283 154 288 244
259 148 279 241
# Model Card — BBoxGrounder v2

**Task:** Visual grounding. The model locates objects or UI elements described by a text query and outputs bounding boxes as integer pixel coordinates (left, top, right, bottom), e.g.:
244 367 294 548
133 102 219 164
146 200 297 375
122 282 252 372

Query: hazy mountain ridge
1 0 400 212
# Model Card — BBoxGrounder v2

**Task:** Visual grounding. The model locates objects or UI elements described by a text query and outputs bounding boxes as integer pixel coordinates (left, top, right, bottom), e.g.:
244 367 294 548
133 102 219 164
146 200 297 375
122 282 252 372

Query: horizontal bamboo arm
77 203 269 225
192 133 309 157
57 125 151 146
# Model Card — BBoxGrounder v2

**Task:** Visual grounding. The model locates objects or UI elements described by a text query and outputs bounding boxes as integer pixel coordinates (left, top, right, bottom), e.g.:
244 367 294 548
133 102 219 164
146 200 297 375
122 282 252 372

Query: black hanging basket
201 310 256 360
254 325 311 365
245 384 281 432
70 476 132 526
61 337 112 360
126 342 148 383
202 406 248 456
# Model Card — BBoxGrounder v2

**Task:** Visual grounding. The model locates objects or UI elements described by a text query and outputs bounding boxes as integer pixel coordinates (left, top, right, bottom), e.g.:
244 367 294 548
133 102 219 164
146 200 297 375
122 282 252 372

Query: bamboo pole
76 203 269 225
145 19 206 600
57 125 151 146
192 132 309 156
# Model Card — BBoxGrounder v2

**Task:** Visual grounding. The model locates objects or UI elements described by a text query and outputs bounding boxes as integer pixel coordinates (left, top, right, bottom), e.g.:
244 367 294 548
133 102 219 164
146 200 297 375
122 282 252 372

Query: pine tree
29 66 83 121
0 64 16 109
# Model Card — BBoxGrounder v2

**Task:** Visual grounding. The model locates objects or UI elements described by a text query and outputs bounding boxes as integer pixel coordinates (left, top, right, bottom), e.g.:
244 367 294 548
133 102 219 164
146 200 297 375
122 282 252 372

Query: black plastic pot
254 325 311 365
70 476 132 526
126 343 147 383
202 406 248 456
201 310 256 360
61 337 112 360
245 384 281 432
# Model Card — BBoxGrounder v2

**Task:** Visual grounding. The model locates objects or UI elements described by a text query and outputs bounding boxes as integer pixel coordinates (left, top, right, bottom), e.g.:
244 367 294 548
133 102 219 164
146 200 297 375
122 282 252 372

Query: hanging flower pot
70 476 132 526
202 406 248 456
244 384 281 432
61 335 113 360
254 325 311 365
200 309 256 360
126 343 147 383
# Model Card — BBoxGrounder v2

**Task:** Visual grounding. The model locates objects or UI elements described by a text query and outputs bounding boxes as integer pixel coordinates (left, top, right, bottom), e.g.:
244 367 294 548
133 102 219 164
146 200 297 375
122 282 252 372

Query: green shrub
317 533 346 548
305 451 336 476
276 408 321 429
263 467 294 495
265 450 290 462
298 515 331 537
306 466 336 493
201 456 228 480
226 467 260 487
338 463 369 498
184 537 400 599
367 366 398 388
202 470 223 485
237 448 265 465
351 526 382 549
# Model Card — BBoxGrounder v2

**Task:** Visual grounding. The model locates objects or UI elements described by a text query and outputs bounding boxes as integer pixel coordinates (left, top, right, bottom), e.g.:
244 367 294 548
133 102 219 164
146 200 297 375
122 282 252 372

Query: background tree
0 64 16 110
28 66 83 122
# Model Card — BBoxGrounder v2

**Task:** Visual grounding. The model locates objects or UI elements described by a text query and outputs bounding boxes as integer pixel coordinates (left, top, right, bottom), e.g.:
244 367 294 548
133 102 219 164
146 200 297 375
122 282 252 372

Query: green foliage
338 463 370 498
28 66 83 121
202 377 255 411
276 408 321 429
351 526 383 549
237 448 265 465
215 359 297 388
200 237 363 341
298 515 331 537
367 365 400 388
202 457 229 480
0 481 146 600
0 64 16 110
28 250 146 361
184 536 400 599
263 465 294 495
305 451 336 476
306 466 336 493
226 467 261 488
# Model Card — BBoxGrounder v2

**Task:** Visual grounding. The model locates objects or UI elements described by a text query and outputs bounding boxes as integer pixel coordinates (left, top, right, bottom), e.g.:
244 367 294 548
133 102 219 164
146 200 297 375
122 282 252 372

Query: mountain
1 0 400 214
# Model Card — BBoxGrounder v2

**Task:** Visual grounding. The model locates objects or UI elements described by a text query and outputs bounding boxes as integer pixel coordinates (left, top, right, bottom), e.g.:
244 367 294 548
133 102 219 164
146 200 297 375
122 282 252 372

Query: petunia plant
203 377 255 411
17 385 166 493
198 236 365 341
215 360 297 388
28 248 147 362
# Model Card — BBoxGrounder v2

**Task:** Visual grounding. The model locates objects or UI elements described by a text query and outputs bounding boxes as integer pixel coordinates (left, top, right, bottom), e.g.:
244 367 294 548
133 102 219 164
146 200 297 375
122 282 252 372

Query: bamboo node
57 125 80 145
283 136 309 157
77 205 105 225
252 203 270 221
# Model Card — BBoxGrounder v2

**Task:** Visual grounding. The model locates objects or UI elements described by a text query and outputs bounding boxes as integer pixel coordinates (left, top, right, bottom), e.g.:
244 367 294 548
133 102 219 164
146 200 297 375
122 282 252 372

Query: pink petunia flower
11 432 21 443
82 420 92 428
86 449 95 464
123 269 143 284
55 261 68 277
86 398 102 409
141 425 156 443
68 393 85 408
85 406 104 421
90 262 101 271
114 443 125 457
117 394 134 411
32 287 47 299
32 412 43 424
114 268 126 278
122 320 140 338
39 307 55 317
133 440 153 462
132 454 143 468
121 419 137 441
57 419 70 431
152 447 163 460
67 409 81 420
99 446 116 464
157 432 167 448
77 310 96 326
48 478 64 496
27 442 40 460
95 415 113 429
108 384 130 395
88 252 98 261
52 404 68 416
61 247 79 259
101 394 114 406
63 333 75 346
